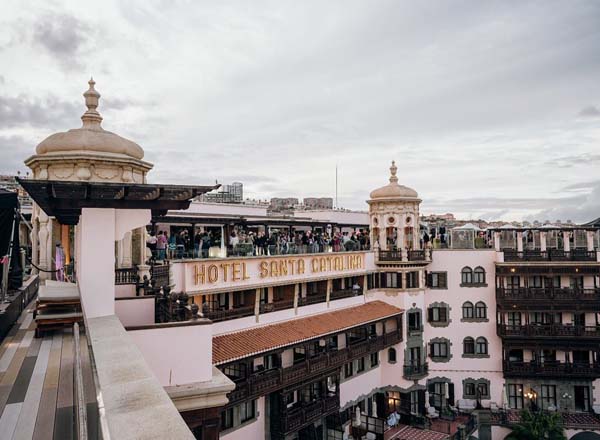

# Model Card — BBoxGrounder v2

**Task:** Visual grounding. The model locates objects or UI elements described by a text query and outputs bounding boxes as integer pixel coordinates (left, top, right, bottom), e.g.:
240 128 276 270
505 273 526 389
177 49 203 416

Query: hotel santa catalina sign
185 252 368 289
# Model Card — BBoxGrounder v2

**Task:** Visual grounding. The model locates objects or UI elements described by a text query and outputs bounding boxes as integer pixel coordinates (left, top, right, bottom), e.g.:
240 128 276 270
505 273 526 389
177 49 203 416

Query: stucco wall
425 249 502 405
220 397 266 440
128 323 213 386
115 297 155 327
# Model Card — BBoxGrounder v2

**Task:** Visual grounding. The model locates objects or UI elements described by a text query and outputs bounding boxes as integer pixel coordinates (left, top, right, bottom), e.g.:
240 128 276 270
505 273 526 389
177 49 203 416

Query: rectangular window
406 272 418 288
508 384 524 409
386 272 400 288
507 312 522 328
464 382 475 397
428 272 448 289
370 352 379 368
529 276 543 288
356 357 365 373
223 363 246 382
541 385 556 410
410 390 419 414
428 307 447 323
344 362 354 378
408 312 421 331
221 407 234 430
240 400 256 423
430 342 448 358
477 382 489 398
264 353 280 370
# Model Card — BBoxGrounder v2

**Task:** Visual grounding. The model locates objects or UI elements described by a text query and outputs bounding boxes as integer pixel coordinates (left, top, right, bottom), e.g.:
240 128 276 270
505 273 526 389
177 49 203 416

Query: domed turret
368 160 422 253
35 78 144 160
369 161 419 201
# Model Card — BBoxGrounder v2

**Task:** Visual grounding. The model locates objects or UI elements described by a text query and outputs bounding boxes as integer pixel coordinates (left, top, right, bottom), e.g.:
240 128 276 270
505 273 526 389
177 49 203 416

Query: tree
505 410 566 440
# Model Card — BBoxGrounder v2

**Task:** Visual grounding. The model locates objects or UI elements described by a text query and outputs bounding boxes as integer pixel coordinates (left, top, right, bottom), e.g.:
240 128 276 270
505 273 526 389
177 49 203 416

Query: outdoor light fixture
510 268 516 273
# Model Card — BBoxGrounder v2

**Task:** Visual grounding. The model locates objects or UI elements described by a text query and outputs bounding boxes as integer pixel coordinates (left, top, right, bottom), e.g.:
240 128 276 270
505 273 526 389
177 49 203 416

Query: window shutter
418 390 426 415
440 272 447 288
440 307 447 322
428 307 434 322
426 272 432 287
448 383 455 406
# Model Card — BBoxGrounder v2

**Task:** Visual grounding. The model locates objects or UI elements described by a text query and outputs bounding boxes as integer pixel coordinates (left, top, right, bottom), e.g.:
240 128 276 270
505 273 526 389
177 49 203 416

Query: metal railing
378 249 427 262
503 249 597 262
503 360 600 378
496 287 600 303
73 322 88 440
402 362 429 379
498 324 600 339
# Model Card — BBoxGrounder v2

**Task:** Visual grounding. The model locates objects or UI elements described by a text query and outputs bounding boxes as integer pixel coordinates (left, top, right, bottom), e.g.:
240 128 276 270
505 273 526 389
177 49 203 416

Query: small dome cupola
369 160 419 201
35 78 145 160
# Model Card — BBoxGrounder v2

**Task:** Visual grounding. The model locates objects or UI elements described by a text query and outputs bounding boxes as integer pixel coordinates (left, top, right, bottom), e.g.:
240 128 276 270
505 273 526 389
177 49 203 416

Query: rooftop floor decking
0 302 98 440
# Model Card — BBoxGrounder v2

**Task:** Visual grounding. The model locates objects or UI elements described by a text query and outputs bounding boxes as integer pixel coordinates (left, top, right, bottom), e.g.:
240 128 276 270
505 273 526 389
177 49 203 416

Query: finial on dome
389 160 398 183
81 77 103 129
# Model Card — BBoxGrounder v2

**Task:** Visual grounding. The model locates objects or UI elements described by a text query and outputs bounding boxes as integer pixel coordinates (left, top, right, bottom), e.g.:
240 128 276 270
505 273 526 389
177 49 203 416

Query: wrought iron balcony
498 324 600 340
503 249 597 262
503 360 600 379
403 362 428 379
378 249 427 262
496 287 600 308
271 394 340 437
226 330 403 405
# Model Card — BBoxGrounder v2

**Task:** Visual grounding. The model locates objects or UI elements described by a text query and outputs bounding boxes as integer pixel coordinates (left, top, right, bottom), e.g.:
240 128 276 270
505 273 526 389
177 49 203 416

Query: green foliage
505 410 566 440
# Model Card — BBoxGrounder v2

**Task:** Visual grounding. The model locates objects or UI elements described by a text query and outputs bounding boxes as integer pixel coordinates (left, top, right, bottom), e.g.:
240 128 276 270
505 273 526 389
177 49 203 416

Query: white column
379 228 387 251
494 232 501 251
30 214 39 275
117 231 133 268
293 284 299 314
516 232 523 252
563 231 570 252
220 225 226 257
540 231 547 252
587 231 595 252
396 225 404 250
326 279 332 307
79 208 117 318
37 210 50 280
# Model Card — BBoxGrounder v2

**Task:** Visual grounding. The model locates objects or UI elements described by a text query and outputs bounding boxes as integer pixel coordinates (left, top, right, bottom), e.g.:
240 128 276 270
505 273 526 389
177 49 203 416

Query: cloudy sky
1 1 600 222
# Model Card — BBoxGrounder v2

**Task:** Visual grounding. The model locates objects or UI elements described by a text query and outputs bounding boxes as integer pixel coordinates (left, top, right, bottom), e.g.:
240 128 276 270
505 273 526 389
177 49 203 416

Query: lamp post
525 389 538 411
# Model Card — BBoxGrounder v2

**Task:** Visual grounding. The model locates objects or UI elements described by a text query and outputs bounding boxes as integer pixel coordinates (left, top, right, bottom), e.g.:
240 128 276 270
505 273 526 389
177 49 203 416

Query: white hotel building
3 81 600 440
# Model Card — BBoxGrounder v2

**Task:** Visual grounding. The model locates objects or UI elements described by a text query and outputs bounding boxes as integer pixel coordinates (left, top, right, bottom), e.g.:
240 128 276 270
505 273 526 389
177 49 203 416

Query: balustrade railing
115 267 139 285
273 395 340 436
503 249 597 262
378 249 428 262
402 362 429 379
496 287 600 303
226 330 402 404
498 324 600 339
503 360 600 378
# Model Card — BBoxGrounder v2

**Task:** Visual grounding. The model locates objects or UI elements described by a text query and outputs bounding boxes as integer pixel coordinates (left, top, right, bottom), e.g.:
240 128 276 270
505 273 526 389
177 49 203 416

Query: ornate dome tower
367 161 422 253
25 79 154 278
25 78 152 182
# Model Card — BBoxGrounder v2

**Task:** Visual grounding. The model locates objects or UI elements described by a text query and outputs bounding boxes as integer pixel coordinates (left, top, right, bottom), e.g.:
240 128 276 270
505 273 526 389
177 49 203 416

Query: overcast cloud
1 0 599 222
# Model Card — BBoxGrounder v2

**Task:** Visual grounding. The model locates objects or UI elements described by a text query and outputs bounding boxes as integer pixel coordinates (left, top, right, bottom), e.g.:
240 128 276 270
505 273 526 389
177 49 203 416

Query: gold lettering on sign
193 253 364 285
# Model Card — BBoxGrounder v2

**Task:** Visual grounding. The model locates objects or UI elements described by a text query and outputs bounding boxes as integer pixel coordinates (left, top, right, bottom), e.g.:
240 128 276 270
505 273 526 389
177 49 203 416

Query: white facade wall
220 397 266 440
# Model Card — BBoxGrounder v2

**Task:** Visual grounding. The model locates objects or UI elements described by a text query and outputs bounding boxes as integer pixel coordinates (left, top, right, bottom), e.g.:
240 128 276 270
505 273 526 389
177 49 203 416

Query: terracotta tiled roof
212 301 403 365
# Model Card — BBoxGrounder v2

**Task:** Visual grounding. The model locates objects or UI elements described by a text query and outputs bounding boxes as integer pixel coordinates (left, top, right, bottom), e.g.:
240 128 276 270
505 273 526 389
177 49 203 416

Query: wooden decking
0 302 98 440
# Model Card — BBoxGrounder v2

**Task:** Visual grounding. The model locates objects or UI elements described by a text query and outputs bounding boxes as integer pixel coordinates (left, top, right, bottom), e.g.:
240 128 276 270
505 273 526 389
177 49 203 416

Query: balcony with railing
271 394 340 438
496 287 600 307
378 249 428 263
503 249 597 262
403 362 429 379
498 324 600 340
225 330 403 404
503 360 600 379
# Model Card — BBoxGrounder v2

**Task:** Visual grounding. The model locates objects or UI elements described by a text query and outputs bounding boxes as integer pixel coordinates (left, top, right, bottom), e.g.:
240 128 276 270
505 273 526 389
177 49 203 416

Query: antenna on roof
335 164 338 209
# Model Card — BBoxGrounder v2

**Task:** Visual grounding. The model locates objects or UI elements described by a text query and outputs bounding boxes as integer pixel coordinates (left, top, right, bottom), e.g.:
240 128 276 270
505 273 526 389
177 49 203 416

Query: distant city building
303 197 333 210
200 182 243 204
269 197 299 211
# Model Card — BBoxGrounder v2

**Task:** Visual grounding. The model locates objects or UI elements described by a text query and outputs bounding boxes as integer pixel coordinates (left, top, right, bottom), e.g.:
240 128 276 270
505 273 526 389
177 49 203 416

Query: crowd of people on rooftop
146 227 370 261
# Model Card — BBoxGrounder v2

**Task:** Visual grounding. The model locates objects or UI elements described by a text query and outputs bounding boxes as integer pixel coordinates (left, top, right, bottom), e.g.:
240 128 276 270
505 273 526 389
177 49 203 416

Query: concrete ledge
86 314 195 440
166 367 235 412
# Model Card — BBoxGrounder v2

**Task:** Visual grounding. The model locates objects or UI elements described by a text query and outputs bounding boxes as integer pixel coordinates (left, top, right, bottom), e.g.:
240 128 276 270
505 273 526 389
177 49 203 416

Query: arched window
388 347 397 363
475 302 487 319
462 302 474 319
473 267 486 284
463 337 475 355
461 267 473 284
476 337 488 355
